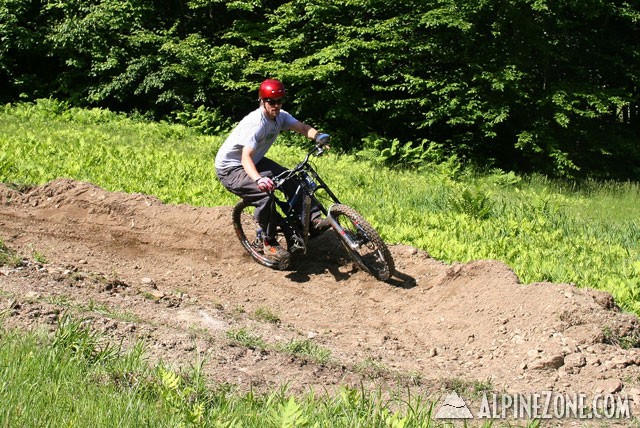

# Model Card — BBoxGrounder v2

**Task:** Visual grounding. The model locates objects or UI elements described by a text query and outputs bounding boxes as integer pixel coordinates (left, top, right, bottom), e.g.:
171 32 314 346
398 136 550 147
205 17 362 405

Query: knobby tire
330 204 395 281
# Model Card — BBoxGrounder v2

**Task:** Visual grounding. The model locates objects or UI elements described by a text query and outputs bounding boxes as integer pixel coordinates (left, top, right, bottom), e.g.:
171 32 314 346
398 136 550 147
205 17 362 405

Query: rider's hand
315 133 330 146
256 176 275 192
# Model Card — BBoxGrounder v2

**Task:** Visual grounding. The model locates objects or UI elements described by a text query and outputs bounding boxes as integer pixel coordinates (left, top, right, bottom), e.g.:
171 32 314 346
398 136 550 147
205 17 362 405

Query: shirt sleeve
279 111 299 130
237 122 261 150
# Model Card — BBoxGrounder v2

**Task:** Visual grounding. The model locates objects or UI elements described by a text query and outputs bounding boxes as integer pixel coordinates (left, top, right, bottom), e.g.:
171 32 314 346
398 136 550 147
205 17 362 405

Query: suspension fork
300 194 312 246
327 204 362 251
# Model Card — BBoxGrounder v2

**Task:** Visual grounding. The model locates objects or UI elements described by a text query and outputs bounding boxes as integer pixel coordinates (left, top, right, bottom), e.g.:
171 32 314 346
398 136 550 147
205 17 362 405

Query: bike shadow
284 232 416 289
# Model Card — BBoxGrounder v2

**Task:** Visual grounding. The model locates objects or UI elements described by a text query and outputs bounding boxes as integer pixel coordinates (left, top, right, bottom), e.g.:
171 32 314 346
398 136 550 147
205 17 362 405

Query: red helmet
259 79 286 99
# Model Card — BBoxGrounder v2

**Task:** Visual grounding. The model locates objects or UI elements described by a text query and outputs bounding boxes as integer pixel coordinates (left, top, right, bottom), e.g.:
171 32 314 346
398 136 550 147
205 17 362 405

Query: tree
0 0 54 100
1 0 638 178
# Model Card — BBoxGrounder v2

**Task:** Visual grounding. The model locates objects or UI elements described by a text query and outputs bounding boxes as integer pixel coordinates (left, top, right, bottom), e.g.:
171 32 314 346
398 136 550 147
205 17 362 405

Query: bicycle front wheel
329 204 395 281
232 199 292 270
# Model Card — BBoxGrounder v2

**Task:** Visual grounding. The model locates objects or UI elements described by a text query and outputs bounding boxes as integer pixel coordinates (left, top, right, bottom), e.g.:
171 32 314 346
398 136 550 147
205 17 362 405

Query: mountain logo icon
434 391 473 419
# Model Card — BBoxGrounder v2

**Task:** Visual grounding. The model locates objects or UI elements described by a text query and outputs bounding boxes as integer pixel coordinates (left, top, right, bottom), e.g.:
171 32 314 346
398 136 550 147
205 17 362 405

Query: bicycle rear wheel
329 204 395 281
232 199 292 270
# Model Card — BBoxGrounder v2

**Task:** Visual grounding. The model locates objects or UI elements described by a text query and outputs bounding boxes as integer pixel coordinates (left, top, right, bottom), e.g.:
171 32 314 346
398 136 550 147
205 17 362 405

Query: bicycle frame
266 144 341 253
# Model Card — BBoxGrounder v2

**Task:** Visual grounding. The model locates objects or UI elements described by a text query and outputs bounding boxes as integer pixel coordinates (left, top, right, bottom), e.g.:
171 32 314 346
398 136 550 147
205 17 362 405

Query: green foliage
0 0 51 99
225 328 267 350
0 239 22 267
354 356 389 379
278 339 332 365
52 314 120 365
253 306 281 324
448 187 493 220
157 366 207 426
0 99 231 207
357 135 444 170
174 104 233 135
0 320 418 426
268 397 309 428
1 0 639 178
0 315 587 427
30 248 48 264
0 317 176 427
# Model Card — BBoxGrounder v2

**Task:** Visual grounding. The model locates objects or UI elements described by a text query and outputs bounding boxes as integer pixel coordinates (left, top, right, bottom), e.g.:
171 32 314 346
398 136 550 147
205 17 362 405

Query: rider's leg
216 159 292 237
252 158 293 236
216 165 272 230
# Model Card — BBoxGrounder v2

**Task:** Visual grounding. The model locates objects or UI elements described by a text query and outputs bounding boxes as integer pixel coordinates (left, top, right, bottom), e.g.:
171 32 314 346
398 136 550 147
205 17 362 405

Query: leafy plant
358 135 443 170
268 397 309 428
225 328 267 350
487 169 522 188
52 314 119 365
278 339 331 365
157 366 206 427
173 105 233 136
0 239 22 267
449 188 493 220
2 0 639 178
253 307 281 324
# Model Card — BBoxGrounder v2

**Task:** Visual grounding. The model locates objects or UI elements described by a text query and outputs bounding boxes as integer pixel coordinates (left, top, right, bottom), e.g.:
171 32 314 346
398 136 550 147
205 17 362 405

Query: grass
0 238 22 267
0 316 175 427
4 316 548 428
225 327 333 365
278 338 332 365
349 162 640 313
225 327 268 350
253 306 281 324
0 98 232 207
355 356 389 379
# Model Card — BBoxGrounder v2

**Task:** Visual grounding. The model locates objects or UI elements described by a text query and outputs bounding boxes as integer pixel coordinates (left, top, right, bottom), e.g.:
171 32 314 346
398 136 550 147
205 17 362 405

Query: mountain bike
232 142 395 281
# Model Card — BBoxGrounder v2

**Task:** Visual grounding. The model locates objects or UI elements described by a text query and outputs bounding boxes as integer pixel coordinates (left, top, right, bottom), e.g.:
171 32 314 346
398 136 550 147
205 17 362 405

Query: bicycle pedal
288 236 306 254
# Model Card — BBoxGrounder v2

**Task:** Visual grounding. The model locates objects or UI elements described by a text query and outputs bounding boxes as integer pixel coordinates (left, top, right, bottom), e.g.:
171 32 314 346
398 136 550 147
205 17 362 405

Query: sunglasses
264 98 285 105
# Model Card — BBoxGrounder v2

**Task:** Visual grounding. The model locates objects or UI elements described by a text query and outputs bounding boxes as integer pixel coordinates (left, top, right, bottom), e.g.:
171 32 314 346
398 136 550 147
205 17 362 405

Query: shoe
310 217 331 237
263 238 290 261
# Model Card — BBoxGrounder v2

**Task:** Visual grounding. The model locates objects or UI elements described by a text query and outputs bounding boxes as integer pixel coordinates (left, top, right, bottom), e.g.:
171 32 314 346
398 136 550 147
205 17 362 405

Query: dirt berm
1 179 640 424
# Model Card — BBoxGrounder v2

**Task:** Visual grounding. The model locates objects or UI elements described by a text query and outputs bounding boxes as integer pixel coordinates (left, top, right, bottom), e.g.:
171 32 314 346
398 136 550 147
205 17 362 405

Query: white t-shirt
215 107 298 170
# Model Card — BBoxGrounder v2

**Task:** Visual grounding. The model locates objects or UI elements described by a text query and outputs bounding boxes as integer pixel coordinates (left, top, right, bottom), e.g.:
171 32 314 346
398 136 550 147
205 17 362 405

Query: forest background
1 0 639 180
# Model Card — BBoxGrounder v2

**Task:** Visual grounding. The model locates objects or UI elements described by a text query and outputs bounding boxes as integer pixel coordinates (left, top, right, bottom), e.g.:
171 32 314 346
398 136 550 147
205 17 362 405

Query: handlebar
302 142 328 162
273 142 327 187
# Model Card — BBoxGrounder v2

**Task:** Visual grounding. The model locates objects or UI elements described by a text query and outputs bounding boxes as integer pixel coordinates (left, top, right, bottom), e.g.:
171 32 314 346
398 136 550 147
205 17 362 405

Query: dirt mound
2 179 640 417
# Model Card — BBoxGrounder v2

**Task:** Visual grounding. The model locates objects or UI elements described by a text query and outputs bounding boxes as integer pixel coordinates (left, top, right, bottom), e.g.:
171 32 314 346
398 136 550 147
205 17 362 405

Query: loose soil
1 178 640 425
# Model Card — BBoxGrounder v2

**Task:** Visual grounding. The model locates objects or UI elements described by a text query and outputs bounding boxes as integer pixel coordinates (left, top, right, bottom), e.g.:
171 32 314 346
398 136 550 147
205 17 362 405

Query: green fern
269 397 309 428
449 188 493 220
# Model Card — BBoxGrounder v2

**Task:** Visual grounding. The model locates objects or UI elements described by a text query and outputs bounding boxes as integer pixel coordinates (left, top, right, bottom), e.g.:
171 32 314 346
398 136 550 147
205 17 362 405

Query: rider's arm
241 146 261 182
290 120 321 140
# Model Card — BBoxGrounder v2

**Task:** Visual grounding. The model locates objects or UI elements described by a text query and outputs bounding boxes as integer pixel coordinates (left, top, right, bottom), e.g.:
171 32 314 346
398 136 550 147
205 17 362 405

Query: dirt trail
1 179 640 422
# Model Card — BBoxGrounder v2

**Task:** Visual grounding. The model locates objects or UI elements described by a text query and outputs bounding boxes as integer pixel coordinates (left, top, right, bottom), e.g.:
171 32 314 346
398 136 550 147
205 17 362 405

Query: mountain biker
215 78 331 262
